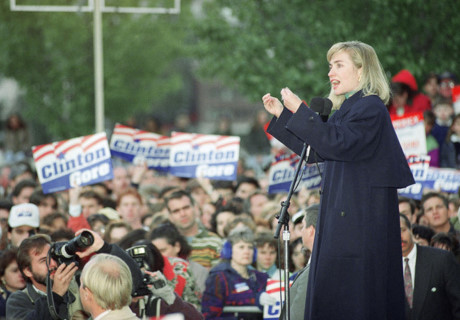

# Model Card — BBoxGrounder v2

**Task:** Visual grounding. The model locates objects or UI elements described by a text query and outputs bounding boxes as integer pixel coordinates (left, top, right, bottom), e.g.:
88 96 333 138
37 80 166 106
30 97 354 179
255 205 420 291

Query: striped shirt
188 227 223 269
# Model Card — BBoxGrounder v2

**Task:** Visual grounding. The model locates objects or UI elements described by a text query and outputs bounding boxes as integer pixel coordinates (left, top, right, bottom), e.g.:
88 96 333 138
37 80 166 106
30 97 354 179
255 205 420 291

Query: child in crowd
441 114 460 168
255 232 280 279
424 110 440 167
431 98 454 148
288 237 308 274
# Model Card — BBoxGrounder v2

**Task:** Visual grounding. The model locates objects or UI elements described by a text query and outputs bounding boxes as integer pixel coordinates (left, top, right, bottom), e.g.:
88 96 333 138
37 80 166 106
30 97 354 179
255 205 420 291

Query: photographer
6 229 145 320
127 242 203 320
142 270 204 320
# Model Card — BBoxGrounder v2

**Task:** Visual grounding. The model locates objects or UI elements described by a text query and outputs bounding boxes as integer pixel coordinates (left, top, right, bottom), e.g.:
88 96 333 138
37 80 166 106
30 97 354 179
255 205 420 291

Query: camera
126 245 166 289
50 231 94 266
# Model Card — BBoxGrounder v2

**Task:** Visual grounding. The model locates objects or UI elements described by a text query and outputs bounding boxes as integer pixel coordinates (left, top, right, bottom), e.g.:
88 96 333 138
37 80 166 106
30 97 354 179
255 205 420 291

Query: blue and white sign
263 279 291 320
32 133 113 194
398 155 460 199
420 167 460 194
268 151 324 194
110 123 170 172
169 132 240 181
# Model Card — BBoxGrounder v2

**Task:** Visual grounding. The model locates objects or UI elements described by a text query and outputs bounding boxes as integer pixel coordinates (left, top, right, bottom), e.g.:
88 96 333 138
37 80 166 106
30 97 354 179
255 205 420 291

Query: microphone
321 98 332 122
309 97 325 115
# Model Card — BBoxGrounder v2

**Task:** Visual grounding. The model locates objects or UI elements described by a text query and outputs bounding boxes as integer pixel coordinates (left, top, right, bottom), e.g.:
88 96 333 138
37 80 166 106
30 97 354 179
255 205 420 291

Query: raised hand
280 87 302 113
262 93 284 118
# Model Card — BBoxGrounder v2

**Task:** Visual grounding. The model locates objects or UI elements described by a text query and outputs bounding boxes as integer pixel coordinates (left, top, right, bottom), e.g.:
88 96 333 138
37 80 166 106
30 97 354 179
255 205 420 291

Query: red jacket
388 69 431 115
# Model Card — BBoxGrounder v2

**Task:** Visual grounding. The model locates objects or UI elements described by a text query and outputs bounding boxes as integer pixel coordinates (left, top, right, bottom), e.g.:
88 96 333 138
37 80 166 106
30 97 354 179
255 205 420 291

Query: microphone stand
274 141 309 320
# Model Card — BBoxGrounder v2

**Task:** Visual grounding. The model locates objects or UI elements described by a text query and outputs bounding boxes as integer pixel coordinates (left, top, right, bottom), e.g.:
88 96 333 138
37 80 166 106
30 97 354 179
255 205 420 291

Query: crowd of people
0 154 458 319
0 40 459 319
0 157 315 319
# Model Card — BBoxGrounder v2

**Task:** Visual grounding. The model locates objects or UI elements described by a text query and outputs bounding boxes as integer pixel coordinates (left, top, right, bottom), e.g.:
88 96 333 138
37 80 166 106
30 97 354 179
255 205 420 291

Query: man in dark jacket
400 214 460 319
6 229 144 319
280 204 319 319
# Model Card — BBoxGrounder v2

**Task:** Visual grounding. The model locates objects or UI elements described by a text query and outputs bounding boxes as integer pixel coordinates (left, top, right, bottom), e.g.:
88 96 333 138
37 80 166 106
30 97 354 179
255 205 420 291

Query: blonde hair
80 254 132 310
327 41 390 109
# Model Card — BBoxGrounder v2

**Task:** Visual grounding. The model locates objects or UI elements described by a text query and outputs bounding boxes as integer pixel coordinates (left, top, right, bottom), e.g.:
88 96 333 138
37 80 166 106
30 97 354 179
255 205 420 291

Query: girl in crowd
441 114 460 168
0 248 25 318
254 231 280 279
288 237 308 274
149 222 209 293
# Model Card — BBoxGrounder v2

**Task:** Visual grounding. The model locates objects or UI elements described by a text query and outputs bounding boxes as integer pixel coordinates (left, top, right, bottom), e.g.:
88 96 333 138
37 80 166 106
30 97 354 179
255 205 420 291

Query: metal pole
94 0 104 133
10 0 180 134
283 229 291 320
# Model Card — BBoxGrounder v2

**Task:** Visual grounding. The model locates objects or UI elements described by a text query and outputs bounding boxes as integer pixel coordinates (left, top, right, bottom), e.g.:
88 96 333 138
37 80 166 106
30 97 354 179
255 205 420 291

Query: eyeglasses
440 81 455 89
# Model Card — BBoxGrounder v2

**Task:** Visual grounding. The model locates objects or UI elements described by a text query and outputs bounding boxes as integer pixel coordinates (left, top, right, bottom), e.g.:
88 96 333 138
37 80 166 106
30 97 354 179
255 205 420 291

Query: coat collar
330 90 364 121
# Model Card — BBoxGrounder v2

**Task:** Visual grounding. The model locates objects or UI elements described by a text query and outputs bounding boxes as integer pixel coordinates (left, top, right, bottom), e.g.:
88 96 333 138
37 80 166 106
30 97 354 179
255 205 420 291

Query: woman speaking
262 41 414 320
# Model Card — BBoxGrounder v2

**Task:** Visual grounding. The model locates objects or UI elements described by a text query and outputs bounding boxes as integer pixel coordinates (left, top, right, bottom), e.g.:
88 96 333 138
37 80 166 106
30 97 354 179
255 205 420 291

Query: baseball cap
8 203 40 228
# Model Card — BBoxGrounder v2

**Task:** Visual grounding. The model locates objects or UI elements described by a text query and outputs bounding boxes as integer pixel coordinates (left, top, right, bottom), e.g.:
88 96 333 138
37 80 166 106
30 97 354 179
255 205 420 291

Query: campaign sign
407 155 430 181
263 279 290 320
420 167 460 194
110 123 170 172
268 152 300 194
169 132 240 181
300 162 324 190
398 155 430 200
32 133 113 194
391 113 427 156
397 155 460 199
268 151 324 194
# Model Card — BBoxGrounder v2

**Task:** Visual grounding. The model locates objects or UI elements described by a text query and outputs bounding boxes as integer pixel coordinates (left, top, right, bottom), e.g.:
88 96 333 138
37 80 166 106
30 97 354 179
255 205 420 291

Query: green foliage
0 1 191 141
1 0 459 142
192 0 460 102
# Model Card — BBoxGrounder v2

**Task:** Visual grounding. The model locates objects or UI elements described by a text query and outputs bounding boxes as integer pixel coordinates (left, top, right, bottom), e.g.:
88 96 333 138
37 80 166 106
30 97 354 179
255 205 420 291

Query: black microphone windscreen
323 98 333 115
309 97 324 114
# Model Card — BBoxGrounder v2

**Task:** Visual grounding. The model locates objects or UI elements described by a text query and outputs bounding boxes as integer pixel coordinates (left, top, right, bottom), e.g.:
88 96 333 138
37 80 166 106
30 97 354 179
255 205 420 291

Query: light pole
10 0 181 133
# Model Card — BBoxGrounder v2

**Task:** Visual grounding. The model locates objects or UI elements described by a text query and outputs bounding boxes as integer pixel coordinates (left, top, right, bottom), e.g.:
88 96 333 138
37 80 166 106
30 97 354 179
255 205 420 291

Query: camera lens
65 231 95 256
77 231 94 247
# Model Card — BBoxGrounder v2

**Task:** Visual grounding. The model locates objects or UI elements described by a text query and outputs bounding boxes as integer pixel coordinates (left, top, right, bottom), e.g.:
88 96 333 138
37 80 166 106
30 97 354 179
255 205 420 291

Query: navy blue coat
268 91 415 320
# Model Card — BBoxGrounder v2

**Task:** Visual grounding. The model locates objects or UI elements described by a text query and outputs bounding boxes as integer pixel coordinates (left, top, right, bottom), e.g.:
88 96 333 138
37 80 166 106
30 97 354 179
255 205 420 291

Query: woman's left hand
280 87 302 113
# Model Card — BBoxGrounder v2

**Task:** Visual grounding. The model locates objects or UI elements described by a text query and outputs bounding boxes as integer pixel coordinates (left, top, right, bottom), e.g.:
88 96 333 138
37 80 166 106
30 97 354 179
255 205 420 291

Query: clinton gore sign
32 133 113 194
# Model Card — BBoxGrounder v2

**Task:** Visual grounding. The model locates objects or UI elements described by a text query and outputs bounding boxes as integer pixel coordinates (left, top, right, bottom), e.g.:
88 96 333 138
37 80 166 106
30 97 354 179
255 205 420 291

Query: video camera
49 231 94 266
126 244 166 290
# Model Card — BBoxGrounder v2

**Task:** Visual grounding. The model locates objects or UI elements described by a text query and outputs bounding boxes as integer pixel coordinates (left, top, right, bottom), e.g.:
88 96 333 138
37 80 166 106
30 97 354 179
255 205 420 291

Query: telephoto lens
65 230 94 256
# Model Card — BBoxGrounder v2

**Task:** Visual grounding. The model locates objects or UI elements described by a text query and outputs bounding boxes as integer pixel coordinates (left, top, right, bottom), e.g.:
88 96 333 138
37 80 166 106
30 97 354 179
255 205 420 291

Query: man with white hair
80 253 139 319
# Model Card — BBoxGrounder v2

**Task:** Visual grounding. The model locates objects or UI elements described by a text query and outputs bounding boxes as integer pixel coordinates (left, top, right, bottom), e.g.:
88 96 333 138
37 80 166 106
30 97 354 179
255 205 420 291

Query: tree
0 1 192 141
192 0 460 103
